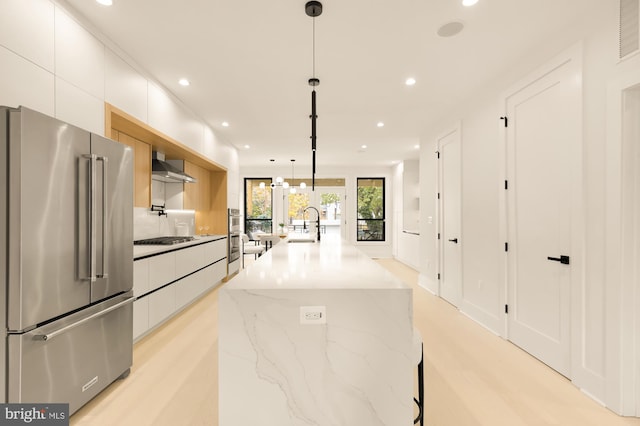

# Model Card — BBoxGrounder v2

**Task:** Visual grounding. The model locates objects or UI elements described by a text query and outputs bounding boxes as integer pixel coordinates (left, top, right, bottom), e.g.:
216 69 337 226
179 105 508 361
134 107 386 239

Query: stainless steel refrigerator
0 106 135 414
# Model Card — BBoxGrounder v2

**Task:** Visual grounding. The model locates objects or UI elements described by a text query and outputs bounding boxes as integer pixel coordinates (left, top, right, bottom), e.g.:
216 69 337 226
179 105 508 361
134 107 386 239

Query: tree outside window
357 178 385 241
244 178 272 238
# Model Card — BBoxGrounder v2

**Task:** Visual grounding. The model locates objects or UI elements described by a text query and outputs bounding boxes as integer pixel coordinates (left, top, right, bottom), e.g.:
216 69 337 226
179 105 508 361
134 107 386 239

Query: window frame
356 177 386 242
244 178 273 239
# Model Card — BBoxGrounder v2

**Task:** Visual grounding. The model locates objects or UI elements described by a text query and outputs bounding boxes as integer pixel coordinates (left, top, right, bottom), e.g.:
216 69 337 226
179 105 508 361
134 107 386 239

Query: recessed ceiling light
462 0 478 6
437 21 464 37
361 144 368 149
405 78 416 86
222 121 229 127
377 122 385 128
96 0 113 5
178 78 190 86
244 145 250 149
414 144 420 149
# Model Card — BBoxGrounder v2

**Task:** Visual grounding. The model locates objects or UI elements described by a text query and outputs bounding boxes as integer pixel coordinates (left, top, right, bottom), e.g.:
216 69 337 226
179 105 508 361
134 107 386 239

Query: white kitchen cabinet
0 46 54 116
0 0 54 72
133 258 149 297
132 298 149 341
55 77 104 135
211 260 227 287
147 82 205 154
148 285 175 329
54 8 104 100
133 238 227 342
105 48 148 123
175 243 206 278
205 238 227 264
148 252 176 291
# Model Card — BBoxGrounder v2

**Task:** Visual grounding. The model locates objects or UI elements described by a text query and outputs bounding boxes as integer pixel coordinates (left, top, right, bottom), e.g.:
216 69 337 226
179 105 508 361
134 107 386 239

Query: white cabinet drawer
148 252 176 291
133 258 149 297
175 244 206 277
148 285 175 329
205 238 227 263
133 298 149 340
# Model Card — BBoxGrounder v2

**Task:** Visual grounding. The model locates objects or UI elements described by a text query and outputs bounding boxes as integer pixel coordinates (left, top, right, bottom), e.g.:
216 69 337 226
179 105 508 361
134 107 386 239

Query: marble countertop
226 238 410 290
133 234 226 260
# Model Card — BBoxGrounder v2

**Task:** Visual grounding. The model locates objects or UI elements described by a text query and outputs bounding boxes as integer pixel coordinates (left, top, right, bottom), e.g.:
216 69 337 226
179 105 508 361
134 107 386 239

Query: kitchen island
219 238 413 426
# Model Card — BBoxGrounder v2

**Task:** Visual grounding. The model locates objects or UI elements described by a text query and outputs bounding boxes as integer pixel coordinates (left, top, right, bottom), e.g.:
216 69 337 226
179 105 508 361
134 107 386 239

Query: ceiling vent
620 0 639 59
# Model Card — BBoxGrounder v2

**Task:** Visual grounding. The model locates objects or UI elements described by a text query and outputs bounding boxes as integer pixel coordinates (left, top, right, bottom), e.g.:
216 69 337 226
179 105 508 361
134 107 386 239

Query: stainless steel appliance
0 106 134 414
228 208 241 275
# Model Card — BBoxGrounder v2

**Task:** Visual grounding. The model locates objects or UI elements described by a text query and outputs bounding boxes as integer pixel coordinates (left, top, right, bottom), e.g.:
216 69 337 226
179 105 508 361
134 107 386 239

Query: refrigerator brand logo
1 404 68 425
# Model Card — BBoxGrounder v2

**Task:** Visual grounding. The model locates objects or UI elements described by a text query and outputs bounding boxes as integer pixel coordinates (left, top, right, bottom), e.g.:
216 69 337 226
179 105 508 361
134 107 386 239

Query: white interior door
505 57 580 377
438 128 462 307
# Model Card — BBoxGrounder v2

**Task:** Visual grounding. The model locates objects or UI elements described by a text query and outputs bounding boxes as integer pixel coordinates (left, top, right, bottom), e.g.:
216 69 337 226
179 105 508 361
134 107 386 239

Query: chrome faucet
303 206 321 242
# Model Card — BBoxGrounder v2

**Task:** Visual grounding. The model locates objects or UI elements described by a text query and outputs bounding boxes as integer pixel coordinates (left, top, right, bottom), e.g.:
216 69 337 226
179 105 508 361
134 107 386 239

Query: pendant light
306 1 322 190
288 159 306 194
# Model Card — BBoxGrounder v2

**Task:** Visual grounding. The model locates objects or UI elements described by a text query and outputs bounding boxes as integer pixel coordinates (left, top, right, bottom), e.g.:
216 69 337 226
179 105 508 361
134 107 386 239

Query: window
357 178 385 241
244 178 272 239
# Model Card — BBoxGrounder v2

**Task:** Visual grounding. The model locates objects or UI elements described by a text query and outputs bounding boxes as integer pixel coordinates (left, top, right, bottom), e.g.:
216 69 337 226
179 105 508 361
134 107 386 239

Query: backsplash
133 207 196 240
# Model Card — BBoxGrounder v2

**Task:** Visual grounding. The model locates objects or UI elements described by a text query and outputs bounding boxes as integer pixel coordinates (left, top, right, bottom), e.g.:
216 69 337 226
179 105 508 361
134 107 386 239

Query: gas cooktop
133 236 195 245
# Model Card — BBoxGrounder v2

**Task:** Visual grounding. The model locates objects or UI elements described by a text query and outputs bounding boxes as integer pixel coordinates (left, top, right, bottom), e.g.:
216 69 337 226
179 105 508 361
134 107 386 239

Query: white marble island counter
219 239 413 426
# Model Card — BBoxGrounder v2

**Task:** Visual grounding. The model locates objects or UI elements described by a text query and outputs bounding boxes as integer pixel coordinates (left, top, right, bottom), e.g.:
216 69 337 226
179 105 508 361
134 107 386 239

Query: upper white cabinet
54 8 104 99
0 46 54 114
147 82 204 153
55 77 104 134
0 0 54 72
105 49 148 123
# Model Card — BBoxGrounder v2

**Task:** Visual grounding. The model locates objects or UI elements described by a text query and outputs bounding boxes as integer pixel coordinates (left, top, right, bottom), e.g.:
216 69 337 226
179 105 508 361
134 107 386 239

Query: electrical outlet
300 306 326 325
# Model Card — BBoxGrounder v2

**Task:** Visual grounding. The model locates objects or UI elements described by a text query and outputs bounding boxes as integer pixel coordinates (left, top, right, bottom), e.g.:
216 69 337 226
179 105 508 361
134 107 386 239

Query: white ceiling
62 0 610 169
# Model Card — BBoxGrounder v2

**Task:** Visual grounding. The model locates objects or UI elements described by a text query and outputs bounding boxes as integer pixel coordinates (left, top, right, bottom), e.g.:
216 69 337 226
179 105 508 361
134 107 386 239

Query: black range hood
152 152 197 183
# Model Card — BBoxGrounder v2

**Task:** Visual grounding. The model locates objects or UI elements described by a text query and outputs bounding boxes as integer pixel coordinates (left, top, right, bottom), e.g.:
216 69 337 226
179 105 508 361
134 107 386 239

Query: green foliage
321 192 340 205
249 187 271 218
357 184 383 219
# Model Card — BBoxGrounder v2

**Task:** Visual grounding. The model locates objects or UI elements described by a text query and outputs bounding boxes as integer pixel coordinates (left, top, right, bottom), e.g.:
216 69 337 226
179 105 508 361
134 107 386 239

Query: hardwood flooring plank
69 259 640 426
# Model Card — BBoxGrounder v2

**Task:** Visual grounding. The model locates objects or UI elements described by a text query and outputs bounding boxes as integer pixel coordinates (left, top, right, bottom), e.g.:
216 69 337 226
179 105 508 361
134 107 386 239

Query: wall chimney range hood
152 151 197 183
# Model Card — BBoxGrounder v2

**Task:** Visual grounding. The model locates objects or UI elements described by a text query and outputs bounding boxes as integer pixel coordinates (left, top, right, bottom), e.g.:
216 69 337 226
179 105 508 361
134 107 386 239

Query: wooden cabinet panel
114 130 151 208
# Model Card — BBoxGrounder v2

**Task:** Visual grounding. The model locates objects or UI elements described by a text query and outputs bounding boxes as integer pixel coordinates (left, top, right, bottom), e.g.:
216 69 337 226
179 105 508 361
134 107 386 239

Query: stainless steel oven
228 209 241 267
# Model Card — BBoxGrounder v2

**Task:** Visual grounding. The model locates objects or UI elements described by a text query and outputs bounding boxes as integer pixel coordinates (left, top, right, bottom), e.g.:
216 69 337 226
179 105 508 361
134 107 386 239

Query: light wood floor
70 259 640 426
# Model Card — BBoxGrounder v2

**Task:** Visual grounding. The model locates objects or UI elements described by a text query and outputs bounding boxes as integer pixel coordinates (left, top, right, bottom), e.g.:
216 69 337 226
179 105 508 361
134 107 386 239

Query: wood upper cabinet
184 162 227 235
111 129 151 207
105 103 227 231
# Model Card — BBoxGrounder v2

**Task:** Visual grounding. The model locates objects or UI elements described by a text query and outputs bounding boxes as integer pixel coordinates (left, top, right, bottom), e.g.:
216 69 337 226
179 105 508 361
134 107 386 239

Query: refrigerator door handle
97 156 108 279
33 297 135 341
83 154 97 282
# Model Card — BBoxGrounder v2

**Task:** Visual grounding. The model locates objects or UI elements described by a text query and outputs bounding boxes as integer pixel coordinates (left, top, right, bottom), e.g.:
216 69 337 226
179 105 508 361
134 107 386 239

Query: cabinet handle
448 238 458 244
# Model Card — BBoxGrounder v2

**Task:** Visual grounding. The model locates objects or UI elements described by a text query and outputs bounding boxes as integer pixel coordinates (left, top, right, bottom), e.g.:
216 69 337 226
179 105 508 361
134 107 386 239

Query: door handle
547 255 570 265
83 154 97 282
34 297 135 341
97 156 108 279
448 238 458 244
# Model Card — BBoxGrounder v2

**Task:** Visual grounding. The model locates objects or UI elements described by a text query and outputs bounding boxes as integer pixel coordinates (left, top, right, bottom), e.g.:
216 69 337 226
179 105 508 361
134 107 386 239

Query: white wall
240 164 394 258
417 1 640 413
0 0 240 208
